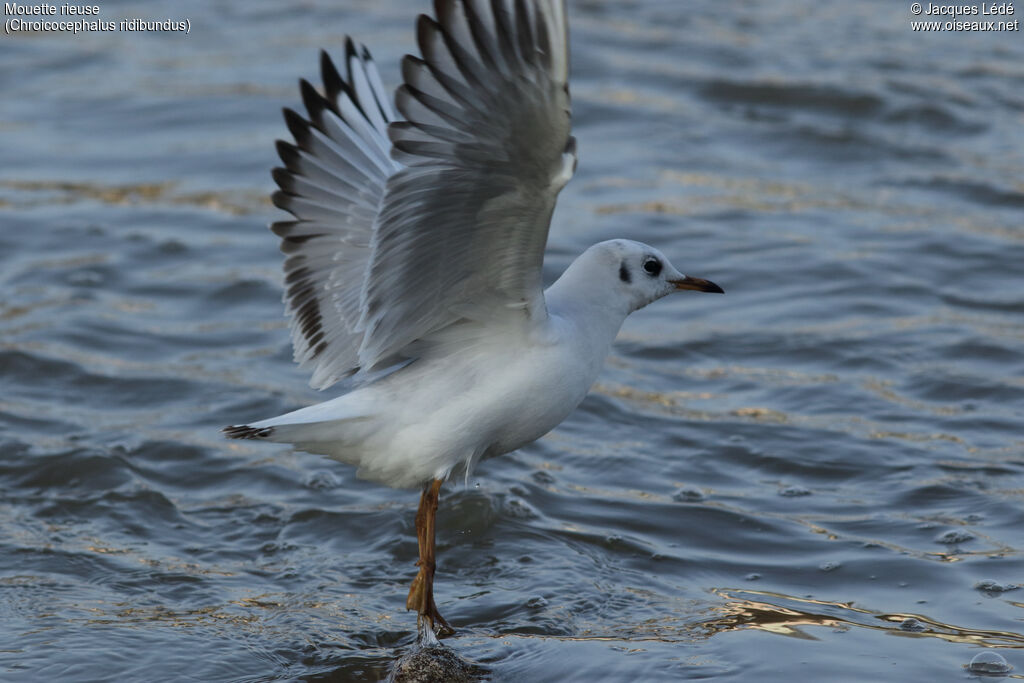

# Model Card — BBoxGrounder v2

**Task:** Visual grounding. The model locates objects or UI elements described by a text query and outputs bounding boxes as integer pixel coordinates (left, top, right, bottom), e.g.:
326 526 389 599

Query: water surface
2 0 1023 680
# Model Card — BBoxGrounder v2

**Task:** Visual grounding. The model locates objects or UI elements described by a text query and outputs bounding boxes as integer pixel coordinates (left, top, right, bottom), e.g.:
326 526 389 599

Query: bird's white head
552 239 723 317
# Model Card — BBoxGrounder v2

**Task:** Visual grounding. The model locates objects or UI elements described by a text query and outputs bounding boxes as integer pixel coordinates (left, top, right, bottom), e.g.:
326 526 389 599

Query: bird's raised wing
271 0 574 389
354 0 576 371
271 42 401 390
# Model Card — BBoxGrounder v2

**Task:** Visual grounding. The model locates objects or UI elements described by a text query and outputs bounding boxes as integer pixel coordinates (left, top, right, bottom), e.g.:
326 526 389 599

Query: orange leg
405 478 454 636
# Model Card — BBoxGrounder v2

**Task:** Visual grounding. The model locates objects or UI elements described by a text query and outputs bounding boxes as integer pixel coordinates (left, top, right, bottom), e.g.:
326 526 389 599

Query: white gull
224 0 723 637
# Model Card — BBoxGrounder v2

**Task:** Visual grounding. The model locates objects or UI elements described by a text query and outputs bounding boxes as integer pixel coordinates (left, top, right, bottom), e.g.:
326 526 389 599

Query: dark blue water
2 1 1023 680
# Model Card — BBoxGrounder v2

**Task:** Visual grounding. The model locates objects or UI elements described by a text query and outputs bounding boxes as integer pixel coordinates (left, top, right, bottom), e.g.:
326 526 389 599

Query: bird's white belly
366 334 602 485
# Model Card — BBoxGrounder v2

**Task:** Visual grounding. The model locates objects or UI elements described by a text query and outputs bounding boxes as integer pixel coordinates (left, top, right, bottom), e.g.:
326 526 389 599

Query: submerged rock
388 645 487 683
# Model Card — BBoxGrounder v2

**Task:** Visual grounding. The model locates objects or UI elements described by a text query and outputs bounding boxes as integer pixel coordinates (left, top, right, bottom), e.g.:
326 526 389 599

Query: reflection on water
707 588 1024 649
2 0 1023 681
0 179 269 215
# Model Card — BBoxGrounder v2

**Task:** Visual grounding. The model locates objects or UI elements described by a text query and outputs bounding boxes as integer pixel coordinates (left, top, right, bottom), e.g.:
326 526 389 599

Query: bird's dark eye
643 258 662 276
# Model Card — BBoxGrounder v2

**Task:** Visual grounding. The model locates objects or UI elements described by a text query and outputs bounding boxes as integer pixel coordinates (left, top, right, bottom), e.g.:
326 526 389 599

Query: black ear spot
619 262 631 283
643 258 662 276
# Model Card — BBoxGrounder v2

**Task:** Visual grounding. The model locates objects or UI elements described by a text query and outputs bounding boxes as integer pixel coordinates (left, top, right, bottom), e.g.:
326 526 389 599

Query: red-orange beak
669 276 724 294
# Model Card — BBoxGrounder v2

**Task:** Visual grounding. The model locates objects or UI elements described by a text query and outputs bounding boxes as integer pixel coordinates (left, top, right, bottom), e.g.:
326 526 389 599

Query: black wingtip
222 425 274 440
343 37 359 89
271 189 298 214
270 219 298 238
400 54 425 82
275 139 301 169
297 80 327 122
274 221 322 253
320 49 345 108
416 14 440 54
432 0 450 24
282 106 311 146
270 167 294 193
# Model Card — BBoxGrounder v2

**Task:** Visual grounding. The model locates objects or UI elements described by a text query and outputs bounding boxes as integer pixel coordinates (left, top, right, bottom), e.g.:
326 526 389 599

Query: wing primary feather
270 42 402 389
270 189 297 215
272 221 324 254
400 54 477 113
275 139 302 169
440 0 499 78
319 49 346 111
342 38 359 89
270 1 574 384
514 0 537 68
271 167 295 194
534 2 553 71
437 10 495 91
283 107 313 149
341 37 371 122
284 111 385 188
290 104 389 188
462 0 510 79
360 45 396 122
418 14 484 94
271 219 324 243
346 39 389 134
299 80 330 126
485 0 519 75
398 82 466 127
277 137 379 202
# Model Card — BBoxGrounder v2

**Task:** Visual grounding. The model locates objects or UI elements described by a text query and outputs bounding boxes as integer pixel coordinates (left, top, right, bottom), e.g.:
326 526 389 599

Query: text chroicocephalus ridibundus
224 0 723 638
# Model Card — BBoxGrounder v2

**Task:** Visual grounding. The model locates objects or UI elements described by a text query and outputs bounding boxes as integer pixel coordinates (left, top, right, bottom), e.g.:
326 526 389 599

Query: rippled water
2 1 1023 680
